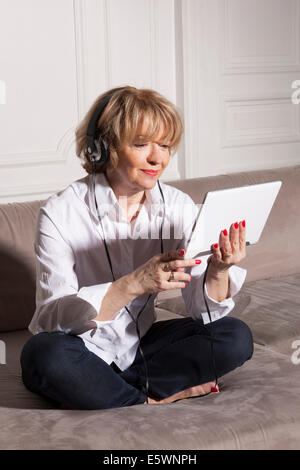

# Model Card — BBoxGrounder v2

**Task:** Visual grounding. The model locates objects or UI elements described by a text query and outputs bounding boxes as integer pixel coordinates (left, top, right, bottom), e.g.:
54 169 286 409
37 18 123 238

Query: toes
145 380 219 405
186 381 215 397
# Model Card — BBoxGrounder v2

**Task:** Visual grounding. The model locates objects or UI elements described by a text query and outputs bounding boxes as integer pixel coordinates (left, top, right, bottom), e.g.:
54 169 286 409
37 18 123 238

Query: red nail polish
213 243 218 249
223 229 228 236
195 260 201 264
185 283 188 287
242 220 246 228
234 222 239 229
211 386 219 393
180 249 185 256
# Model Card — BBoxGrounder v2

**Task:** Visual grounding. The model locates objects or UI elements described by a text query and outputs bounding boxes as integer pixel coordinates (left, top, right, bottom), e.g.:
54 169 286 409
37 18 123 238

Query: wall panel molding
0 0 83 180
220 92 300 148
73 0 109 116
181 0 204 178
0 0 109 201
0 0 180 201
0 128 75 168
221 0 300 75
0 179 74 202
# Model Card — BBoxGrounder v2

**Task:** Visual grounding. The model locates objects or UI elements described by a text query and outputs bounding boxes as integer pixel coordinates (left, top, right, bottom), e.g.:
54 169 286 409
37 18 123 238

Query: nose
146 143 164 166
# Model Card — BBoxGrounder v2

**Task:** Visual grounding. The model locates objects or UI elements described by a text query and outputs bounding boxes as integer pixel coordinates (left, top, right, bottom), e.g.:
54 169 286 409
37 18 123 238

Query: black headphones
84 90 218 403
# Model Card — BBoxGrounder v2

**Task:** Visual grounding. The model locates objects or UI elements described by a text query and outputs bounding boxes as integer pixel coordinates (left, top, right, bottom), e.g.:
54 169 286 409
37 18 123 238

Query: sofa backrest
0 164 299 332
168 164 300 283
0 200 44 332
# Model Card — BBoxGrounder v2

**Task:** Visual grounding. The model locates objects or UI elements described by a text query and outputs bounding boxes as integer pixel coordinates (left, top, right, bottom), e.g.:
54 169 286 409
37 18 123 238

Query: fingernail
195 260 201 264
213 243 218 249
234 222 239 229
211 386 219 393
223 229 228 236
180 249 185 256
185 283 188 287
242 220 246 228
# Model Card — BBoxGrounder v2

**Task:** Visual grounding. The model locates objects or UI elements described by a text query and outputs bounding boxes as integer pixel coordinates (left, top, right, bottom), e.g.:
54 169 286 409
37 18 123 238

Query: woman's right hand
128 249 201 297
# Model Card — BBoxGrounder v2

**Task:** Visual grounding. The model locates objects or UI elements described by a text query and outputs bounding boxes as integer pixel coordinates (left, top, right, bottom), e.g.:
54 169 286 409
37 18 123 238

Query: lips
141 170 158 176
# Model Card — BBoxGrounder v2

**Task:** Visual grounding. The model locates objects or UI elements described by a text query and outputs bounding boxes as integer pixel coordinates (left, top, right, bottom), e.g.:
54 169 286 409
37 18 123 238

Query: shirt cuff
201 285 233 324
201 265 247 324
77 282 113 322
204 265 247 302
227 265 247 297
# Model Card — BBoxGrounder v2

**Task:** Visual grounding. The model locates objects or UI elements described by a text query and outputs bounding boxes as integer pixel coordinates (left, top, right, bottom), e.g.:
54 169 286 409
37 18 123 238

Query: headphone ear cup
100 137 110 164
93 137 110 165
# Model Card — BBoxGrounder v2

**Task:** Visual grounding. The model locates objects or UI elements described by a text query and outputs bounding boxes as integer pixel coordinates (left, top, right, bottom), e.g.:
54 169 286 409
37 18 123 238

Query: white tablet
184 180 282 259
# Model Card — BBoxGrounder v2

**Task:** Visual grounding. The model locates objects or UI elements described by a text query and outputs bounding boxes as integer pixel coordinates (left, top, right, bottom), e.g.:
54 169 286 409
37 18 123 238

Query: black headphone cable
202 263 219 391
91 167 167 404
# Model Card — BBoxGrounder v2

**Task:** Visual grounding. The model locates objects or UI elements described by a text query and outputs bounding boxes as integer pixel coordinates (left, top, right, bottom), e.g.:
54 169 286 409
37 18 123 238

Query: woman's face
106 121 171 194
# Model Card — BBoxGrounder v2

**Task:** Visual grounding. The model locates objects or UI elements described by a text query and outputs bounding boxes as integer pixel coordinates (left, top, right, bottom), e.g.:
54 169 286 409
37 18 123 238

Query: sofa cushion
0 200 44 332
0 343 299 450
0 329 57 409
233 272 300 356
154 307 184 322
155 273 300 357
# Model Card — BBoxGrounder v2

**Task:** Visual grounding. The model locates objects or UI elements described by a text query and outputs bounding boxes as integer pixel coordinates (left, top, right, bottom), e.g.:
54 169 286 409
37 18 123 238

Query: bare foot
144 382 219 405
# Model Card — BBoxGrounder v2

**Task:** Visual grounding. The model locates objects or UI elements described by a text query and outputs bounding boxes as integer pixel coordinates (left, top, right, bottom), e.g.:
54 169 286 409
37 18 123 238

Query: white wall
0 0 299 203
182 0 300 177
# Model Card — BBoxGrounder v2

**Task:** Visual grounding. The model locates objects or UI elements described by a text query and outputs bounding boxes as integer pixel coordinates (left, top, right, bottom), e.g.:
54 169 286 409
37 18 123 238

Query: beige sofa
0 164 300 450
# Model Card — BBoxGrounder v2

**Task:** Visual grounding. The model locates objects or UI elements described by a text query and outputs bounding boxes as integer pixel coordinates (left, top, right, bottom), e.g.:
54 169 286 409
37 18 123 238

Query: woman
20 86 253 409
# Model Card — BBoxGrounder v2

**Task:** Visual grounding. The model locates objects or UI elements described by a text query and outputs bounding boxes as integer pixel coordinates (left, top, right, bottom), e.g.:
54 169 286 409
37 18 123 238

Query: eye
133 142 170 149
159 144 170 150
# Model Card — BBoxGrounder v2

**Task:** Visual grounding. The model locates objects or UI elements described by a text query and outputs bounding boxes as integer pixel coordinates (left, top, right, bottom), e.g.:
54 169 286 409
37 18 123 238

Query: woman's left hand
207 220 246 273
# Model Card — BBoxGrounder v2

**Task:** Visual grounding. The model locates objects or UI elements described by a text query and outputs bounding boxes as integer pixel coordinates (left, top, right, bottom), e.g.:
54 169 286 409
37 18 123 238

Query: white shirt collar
88 172 164 219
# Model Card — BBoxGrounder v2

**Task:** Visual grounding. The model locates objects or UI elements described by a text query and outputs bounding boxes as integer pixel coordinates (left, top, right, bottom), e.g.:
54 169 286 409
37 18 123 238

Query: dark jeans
20 316 253 410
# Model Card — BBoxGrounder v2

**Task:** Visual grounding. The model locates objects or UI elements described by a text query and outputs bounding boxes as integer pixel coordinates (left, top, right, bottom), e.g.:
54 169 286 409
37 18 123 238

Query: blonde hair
75 85 184 174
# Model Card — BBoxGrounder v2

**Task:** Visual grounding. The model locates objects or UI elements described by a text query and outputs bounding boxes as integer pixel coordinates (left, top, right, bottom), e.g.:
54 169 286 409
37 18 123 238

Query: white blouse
28 172 247 371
